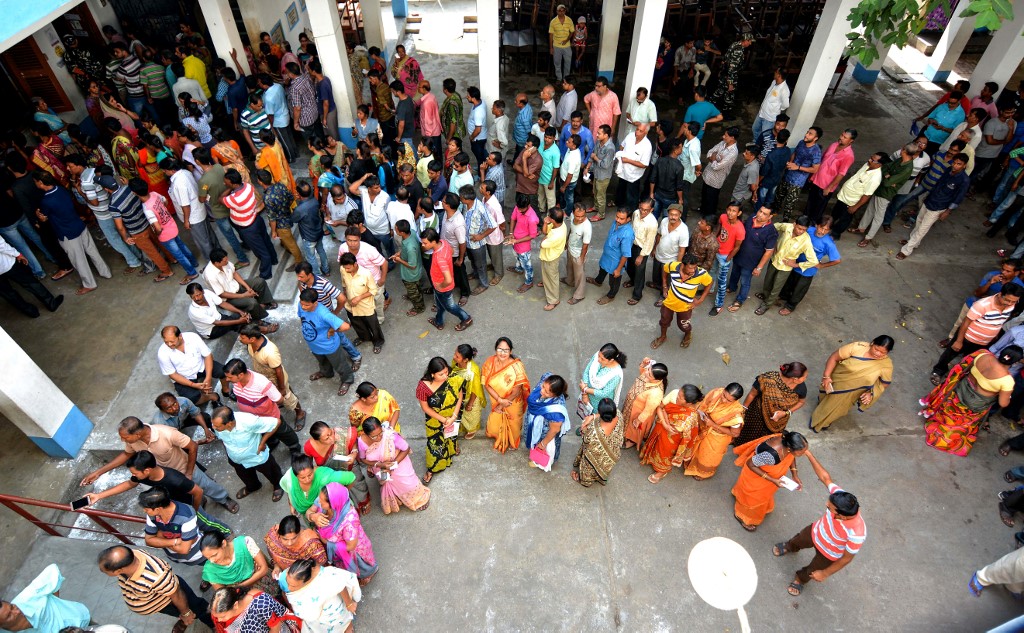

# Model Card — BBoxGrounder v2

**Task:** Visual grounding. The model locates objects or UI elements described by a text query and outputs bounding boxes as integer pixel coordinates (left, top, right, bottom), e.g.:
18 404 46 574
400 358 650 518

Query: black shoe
46 295 64 312
21 306 40 318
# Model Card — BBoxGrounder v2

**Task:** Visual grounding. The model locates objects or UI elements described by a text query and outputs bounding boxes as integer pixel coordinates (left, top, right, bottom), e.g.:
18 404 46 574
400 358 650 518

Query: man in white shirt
448 153 475 197
186 281 266 339
752 69 791 142
202 248 276 321
555 76 577 129
0 235 63 317
539 84 557 120
157 325 227 406
347 173 393 257
162 158 219 260
387 188 416 241
489 100 510 157
650 204 689 294
325 185 358 240
480 179 506 284
563 203 591 304
559 133 582 213
624 87 658 138
466 86 489 168
616 122 653 211
679 122 703 219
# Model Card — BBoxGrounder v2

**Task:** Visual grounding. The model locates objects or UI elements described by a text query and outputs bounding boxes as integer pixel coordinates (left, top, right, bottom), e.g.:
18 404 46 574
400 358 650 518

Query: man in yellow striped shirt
755 216 818 315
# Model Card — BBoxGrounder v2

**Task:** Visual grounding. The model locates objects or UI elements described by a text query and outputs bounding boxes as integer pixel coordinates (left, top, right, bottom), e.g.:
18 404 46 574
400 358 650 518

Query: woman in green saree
200 531 279 596
415 357 465 484
279 455 355 527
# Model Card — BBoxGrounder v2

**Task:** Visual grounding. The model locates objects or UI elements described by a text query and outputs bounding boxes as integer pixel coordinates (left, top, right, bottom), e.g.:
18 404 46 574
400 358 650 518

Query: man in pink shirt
417 79 443 161
805 128 856 224
223 358 302 457
338 226 390 323
584 77 621 137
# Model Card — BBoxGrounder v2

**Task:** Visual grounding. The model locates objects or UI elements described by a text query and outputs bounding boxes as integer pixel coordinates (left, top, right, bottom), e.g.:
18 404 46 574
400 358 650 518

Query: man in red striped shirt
931 284 1022 384
223 358 302 458
221 169 279 280
772 450 865 596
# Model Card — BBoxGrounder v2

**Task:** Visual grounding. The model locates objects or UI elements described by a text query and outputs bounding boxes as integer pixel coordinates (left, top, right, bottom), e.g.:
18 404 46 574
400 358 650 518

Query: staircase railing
0 493 145 545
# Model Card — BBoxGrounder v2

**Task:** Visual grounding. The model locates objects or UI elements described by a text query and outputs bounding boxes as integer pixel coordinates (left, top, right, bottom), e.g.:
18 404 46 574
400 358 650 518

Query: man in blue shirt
774 127 822 220
558 111 594 163
292 182 331 276
298 288 355 395
920 91 967 154
512 92 533 160
257 73 296 161
779 216 841 314
33 171 112 294
223 68 248 128
466 86 488 167
680 87 723 140
728 206 778 310
897 153 970 259
588 208 634 304
758 129 792 207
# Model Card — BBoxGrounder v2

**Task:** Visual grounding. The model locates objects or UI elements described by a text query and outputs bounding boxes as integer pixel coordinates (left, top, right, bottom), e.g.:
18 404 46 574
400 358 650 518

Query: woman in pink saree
390 45 422 107
311 482 378 585
356 416 431 514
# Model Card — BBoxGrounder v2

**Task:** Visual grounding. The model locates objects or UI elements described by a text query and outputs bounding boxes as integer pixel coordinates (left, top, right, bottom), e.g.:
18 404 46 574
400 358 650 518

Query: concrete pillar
851 45 895 85
307 0 358 147
361 0 398 60
0 328 93 458
198 0 248 64
970 9 1024 96
621 0 668 140
393 0 409 18
477 0 500 109
596 0 624 80
787 0 861 144
923 13 976 83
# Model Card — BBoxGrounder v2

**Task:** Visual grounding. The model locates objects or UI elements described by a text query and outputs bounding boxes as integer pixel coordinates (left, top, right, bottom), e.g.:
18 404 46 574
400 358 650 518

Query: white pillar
851 45 896 85
361 0 384 51
596 0 624 80
476 0 500 109
970 10 1024 96
307 0 358 146
198 0 247 64
787 0 861 143
923 13 976 83
621 0 668 141
0 328 93 458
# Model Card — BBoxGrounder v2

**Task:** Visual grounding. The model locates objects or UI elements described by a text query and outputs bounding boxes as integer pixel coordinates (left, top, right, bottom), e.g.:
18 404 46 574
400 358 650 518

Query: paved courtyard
2 27 1024 633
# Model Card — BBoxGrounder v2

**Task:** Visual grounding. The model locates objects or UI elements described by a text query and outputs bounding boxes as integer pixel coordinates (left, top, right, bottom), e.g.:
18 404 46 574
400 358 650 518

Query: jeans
514 251 534 284
235 216 279 279
300 235 330 275
373 232 395 259
433 287 472 326
190 467 230 505
713 253 731 308
0 216 53 277
884 186 925 226
96 216 143 267
991 190 1023 223
471 139 487 168
728 262 755 304
212 217 250 263
467 246 488 287
653 193 676 221
757 184 778 208
562 181 577 213
161 236 199 277
126 96 147 117
994 167 1019 207
752 117 772 143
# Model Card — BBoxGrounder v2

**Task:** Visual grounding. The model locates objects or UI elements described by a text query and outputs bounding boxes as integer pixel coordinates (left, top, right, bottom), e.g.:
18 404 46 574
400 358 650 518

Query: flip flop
309 371 327 381
648 473 665 484
544 303 559 311
179 273 199 285
650 337 666 350
222 499 240 514
568 298 582 305
75 287 96 295
294 410 306 431
122 266 140 276
517 283 534 293
458 297 468 306
1001 443 1012 457
454 319 473 331
51 269 74 281
236 487 253 499
153 273 173 283
930 373 942 386
338 383 351 396
754 304 768 315
1006 470 1017 483
895 253 908 260
272 489 284 502
734 514 757 532
727 301 743 312
235 261 251 269
773 542 789 557
261 323 280 334
627 298 639 305
969 572 985 597
779 308 793 316
857 240 870 248
421 472 433 485
407 309 423 316
787 581 803 596
351 358 362 372
1001 502 1015 527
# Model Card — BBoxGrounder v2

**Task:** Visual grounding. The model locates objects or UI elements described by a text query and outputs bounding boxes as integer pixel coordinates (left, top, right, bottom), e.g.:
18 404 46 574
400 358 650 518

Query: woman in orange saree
683 383 745 480
255 129 296 194
640 384 704 483
482 337 530 453
731 431 808 532
211 128 252 184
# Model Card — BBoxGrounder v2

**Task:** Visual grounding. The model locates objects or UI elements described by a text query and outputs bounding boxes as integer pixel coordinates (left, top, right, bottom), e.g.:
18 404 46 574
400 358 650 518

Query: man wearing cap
711 34 754 119
548 5 573 83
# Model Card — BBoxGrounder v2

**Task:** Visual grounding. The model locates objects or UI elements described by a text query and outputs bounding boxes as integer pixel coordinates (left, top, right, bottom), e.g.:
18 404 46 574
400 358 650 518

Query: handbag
529 446 551 467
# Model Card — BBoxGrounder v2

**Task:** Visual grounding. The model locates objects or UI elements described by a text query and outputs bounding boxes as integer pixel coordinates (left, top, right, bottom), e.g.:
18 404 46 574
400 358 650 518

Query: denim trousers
562 181 577 213
728 262 755 304
236 216 279 279
884 185 925 226
713 253 731 308
212 216 250 263
0 216 53 277
96 216 143 267
434 288 471 325
514 251 534 284
161 236 199 276
300 235 331 275
653 193 676 222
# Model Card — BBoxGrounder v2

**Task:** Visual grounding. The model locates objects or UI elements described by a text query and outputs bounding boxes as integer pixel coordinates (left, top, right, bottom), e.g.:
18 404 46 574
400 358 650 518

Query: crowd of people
4 11 1024 630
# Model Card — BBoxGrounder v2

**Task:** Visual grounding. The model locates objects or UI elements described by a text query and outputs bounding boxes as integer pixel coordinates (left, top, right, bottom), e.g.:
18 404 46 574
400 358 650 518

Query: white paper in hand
778 475 799 491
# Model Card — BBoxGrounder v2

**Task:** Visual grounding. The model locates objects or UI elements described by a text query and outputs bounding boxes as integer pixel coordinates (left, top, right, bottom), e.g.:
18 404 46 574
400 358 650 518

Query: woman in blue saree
524 373 570 472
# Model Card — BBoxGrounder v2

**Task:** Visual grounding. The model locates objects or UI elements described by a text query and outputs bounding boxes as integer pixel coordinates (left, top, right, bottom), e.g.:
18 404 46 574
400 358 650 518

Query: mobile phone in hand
71 497 90 510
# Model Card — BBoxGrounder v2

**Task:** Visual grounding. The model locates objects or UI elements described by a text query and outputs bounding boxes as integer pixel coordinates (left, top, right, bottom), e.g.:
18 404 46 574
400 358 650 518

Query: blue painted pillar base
597 69 614 83
392 0 408 17
851 61 880 84
27 406 93 458
923 64 951 83
336 126 357 149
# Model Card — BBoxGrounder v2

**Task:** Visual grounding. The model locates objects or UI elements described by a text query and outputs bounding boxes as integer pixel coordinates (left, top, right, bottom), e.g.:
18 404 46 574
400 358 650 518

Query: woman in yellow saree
640 384 704 483
684 383 745 480
451 344 485 439
811 335 894 432
349 381 401 433
482 337 530 453
731 431 808 531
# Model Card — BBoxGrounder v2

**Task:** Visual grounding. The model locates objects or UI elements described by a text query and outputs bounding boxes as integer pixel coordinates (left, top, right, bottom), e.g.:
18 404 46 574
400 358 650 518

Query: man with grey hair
540 84 557 120
856 142 919 245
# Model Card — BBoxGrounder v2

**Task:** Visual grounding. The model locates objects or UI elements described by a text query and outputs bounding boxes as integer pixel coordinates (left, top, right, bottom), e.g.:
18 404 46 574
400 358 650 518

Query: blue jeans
433 288 471 326
127 96 147 117
752 117 772 144
96 216 143 267
0 216 53 277
991 190 1023 223
993 168 1018 207
713 253 732 308
514 251 534 284
299 236 330 276
337 327 362 362
213 217 250 263
236 216 278 279
161 236 199 276
727 262 755 305
562 181 577 213
884 186 924 226
758 184 778 208
653 193 676 221
373 232 395 269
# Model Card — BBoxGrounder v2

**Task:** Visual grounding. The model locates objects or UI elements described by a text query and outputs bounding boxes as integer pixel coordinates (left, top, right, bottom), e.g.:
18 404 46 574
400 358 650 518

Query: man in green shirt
391 219 426 314
537 127 562 213
856 143 918 245
194 149 250 268
139 48 175 126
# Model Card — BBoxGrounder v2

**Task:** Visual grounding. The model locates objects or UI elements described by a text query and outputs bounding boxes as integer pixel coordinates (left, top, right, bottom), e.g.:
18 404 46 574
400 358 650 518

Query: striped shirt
144 500 203 564
108 185 151 235
662 262 712 313
224 184 259 226
812 484 866 561
232 370 282 418
115 54 144 97
240 107 271 149
298 274 342 309
965 294 1016 345
79 168 111 220
116 549 179 614
139 62 170 99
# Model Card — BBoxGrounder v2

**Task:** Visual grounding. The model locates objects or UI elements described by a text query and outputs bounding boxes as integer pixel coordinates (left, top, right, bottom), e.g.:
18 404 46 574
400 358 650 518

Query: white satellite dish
688 537 758 633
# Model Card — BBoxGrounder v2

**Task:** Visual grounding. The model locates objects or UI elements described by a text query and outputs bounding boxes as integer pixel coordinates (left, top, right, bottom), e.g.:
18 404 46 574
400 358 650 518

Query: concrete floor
3 25 1024 631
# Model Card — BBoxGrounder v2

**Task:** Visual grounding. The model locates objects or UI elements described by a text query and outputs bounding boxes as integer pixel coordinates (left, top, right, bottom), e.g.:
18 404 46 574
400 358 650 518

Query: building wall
31 25 89 121
236 0 310 48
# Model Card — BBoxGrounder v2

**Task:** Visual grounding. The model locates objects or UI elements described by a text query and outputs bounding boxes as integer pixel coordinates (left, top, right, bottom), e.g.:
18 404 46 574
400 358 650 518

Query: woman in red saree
640 384 703 483
922 346 1021 456
264 514 328 580
30 123 69 186
731 431 808 531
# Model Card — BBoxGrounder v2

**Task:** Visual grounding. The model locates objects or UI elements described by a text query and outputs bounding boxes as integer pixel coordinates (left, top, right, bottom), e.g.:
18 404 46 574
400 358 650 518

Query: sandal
930 373 942 386
1000 502 1015 527
1006 470 1017 483
787 581 803 596
235 261 251 269
1016 532 1024 549
471 286 488 295
454 319 473 331
1000 442 1012 457
222 499 240 514
708 305 722 316
51 269 74 281
465 432 476 439
727 301 743 312
75 287 96 295
568 297 582 305
734 515 757 532
778 308 792 316
427 318 445 331
586 277 601 286
895 252 908 260
650 337 666 350
338 383 352 396
421 472 433 485
623 281 634 288
646 282 660 290
857 239 870 248
544 303 559 311
517 283 534 293
969 572 985 597
407 309 424 316
571 471 581 483
236 487 254 499
627 298 639 305
309 371 327 382
294 409 307 431
648 473 666 484
458 297 468 306
883 225 892 233
122 266 140 276
773 542 789 557
179 273 199 285
272 489 284 502
153 273 173 283
373 344 383 354
351 358 362 372
754 304 769 315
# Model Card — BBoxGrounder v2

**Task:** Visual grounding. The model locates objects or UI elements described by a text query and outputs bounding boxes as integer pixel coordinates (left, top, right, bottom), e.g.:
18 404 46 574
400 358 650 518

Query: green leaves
845 0 1015 67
